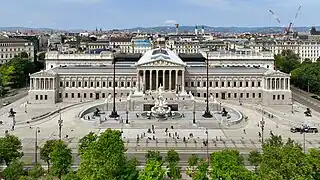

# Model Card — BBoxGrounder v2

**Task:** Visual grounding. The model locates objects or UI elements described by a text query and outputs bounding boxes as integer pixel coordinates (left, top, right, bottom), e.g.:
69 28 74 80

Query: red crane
269 5 302 34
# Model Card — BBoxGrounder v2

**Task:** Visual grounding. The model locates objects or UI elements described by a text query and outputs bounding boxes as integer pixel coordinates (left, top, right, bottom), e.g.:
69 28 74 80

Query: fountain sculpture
151 85 171 118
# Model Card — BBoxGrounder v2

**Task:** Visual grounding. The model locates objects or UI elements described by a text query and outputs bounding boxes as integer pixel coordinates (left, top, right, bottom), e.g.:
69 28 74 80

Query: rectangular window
78 93 80 98
133 82 136 87
252 93 255 98
273 95 276 100
127 82 130 87
97 82 100 87
227 82 230 87
78 82 81 87
45 95 47 100
40 95 43 100
84 93 87 98
240 82 243 87
102 93 105 98
216 93 219 98
277 95 280 100
197 93 200 97
103 82 106 87
185 82 189 87
233 82 236 87
246 81 249 87
259 93 262 98
91 82 94 87
215 82 218 87
65 93 68 98
60 82 63 87
228 93 231 98
85 82 88 87
258 82 261 87
197 82 200 87
71 93 74 98
121 82 124 87
221 82 224 87
72 82 75 87
252 82 255 87
282 95 284 100
109 82 112 87
209 82 212 87
115 82 118 87
90 93 93 98
204 93 206 98
234 93 237 98
191 82 194 87
35 95 38 100
59 93 62 98
203 82 206 87
66 82 69 87
246 93 249 98
240 93 243 98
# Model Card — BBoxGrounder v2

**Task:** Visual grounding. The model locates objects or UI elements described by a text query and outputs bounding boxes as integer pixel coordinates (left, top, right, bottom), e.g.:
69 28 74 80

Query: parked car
2 101 10 106
291 126 318 133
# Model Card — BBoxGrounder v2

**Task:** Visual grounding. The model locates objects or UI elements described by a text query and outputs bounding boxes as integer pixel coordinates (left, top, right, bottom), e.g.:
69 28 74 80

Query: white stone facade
29 48 291 105
0 38 34 64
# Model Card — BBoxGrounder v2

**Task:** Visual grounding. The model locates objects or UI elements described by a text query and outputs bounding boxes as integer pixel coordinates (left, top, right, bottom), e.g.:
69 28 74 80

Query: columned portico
136 69 184 92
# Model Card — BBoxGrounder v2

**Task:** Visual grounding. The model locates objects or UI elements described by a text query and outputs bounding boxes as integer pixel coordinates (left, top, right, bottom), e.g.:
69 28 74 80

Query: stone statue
158 84 163 96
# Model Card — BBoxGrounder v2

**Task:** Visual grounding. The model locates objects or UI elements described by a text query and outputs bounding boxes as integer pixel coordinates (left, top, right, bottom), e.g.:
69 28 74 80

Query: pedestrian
243 129 246 134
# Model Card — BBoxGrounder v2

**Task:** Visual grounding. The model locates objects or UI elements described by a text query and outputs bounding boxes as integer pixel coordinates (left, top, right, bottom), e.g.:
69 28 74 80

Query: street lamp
260 117 265 144
58 109 63 140
205 128 209 161
34 127 40 164
290 98 294 114
191 96 196 124
126 111 129 124
202 52 212 118
109 54 119 118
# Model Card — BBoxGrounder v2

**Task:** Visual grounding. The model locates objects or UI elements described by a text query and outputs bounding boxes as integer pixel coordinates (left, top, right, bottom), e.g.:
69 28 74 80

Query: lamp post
192 97 196 124
126 111 129 124
203 52 212 118
34 127 40 164
109 55 119 118
260 117 265 144
290 98 294 114
58 109 63 140
205 128 209 160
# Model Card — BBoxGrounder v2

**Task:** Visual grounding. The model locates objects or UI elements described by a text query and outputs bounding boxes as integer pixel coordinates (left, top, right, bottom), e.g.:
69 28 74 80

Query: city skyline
0 0 318 30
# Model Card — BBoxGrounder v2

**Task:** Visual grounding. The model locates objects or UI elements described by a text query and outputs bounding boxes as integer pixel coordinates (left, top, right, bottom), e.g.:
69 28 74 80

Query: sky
0 0 319 30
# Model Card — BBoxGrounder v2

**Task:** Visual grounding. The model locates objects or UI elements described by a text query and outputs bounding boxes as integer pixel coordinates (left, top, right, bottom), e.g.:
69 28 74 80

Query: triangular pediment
30 70 57 78
140 59 183 67
264 69 289 77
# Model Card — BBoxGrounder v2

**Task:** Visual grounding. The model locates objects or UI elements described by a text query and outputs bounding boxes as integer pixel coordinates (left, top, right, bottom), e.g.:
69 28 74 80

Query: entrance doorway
221 93 226 100
95 93 100 100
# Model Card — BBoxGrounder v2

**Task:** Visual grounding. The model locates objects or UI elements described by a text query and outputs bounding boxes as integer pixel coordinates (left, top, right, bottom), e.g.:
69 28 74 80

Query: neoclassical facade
28 48 291 105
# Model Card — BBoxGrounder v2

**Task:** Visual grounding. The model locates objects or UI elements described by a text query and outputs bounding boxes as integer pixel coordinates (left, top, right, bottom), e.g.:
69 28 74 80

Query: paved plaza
1 95 320 157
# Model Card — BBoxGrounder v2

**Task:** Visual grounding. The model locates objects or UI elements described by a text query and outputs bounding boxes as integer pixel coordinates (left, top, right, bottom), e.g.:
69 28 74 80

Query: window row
58 92 131 99
35 95 48 100
60 81 136 88
186 81 261 88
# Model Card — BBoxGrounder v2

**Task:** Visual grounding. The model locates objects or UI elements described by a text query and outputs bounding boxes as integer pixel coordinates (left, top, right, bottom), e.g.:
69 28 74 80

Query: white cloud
164 20 177 25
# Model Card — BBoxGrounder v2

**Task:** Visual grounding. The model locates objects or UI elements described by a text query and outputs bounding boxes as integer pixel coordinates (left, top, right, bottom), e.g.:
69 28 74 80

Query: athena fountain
151 86 171 118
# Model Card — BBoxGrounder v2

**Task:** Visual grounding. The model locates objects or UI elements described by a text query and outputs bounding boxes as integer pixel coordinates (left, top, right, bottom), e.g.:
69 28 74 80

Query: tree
303 58 312 64
77 129 135 180
0 134 23 165
19 52 29 58
210 149 255 179
28 163 45 179
145 150 163 163
40 139 60 172
307 148 320 179
78 131 97 155
258 135 313 179
165 149 180 164
167 163 181 180
118 157 140 180
274 49 300 74
138 160 166 180
187 154 199 177
62 171 80 180
248 150 262 173
291 62 320 94
192 158 209 180
3 159 24 180
50 140 73 179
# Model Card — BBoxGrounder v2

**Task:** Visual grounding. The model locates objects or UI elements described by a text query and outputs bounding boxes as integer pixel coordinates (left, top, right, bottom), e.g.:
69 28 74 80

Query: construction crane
269 5 302 35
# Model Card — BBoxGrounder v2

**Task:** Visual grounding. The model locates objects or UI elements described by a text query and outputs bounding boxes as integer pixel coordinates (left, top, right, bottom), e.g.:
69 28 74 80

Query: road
20 150 251 167
0 88 28 109
291 86 320 113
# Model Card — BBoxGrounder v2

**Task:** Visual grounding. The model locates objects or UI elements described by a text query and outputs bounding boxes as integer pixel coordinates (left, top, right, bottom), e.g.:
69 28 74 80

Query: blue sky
0 0 319 30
